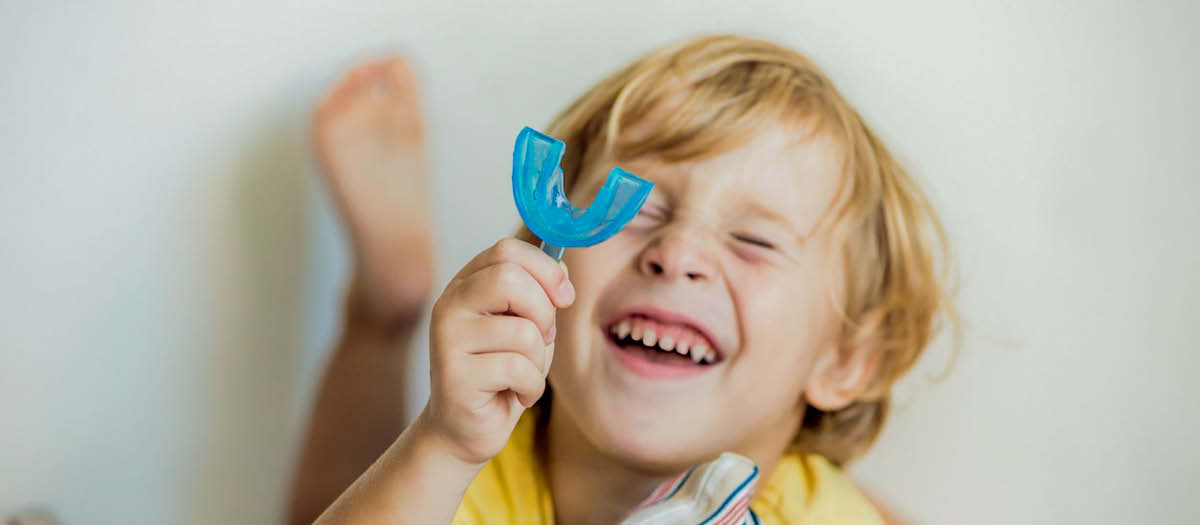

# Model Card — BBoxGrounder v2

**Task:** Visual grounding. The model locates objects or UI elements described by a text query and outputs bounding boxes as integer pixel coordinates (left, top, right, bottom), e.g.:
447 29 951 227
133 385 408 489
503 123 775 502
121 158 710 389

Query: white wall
2 1 1197 523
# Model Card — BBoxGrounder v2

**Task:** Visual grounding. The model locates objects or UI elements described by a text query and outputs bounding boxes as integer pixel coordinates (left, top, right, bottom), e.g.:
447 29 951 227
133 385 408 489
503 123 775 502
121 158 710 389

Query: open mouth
605 313 723 373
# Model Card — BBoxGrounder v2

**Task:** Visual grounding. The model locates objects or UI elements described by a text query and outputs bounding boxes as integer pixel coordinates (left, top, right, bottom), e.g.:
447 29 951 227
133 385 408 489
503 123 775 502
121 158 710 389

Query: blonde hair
522 34 957 465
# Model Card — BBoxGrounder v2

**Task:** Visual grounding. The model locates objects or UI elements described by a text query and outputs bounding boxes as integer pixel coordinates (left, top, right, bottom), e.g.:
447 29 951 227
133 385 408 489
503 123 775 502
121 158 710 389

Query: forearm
287 292 416 524
314 411 484 524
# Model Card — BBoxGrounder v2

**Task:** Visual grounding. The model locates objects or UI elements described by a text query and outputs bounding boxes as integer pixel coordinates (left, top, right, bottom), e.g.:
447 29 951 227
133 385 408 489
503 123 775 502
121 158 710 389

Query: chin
608 421 717 472
570 380 729 473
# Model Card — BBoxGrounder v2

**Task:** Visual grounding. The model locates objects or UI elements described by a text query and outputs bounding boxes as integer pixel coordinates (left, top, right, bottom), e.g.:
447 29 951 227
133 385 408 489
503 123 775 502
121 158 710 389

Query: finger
464 315 549 374
469 352 546 408
451 237 574 308
450 262 557 342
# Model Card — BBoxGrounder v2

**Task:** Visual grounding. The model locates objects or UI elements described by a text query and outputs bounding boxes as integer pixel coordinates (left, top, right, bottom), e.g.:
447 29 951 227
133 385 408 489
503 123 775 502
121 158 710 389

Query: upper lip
605 304 724 360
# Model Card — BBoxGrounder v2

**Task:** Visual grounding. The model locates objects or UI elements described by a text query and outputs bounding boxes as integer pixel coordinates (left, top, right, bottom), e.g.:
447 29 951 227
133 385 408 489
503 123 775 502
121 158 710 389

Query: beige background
2 1 1197 523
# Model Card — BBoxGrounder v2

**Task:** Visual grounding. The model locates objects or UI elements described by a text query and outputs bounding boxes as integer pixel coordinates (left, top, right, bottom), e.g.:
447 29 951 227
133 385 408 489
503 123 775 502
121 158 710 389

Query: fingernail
545 323 557 344
558 278 575 305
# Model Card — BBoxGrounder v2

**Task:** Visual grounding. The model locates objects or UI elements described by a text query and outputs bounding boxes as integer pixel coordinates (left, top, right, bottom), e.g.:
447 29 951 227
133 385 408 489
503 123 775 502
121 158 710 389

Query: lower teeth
640 345 701 364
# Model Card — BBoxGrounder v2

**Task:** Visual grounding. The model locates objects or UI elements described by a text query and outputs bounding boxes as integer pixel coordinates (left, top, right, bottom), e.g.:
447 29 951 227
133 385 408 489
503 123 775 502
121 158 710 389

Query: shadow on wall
178 106 313 523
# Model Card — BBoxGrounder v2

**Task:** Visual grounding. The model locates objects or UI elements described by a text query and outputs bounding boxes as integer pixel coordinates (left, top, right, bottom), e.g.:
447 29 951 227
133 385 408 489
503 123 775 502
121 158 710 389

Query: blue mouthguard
512 126 654 260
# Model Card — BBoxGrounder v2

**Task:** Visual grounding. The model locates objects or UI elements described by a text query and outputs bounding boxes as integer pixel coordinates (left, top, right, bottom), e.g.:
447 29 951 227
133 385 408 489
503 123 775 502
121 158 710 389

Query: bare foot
314 57 434 328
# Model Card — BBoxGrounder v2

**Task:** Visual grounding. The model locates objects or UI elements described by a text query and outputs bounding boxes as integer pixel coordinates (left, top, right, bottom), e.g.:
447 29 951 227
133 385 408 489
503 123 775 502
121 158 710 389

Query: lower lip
607 337 713 380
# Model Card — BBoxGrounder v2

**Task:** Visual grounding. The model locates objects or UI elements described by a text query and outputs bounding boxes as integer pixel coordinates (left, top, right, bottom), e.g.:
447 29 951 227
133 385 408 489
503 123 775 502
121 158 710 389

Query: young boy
292 34 951 524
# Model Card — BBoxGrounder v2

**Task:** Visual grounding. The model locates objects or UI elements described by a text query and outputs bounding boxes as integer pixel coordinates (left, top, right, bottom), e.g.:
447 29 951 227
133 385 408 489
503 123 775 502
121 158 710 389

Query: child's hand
419 238 575 465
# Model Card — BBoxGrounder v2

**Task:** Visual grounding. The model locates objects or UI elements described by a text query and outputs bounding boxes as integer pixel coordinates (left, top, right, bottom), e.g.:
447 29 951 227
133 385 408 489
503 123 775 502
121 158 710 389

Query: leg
312 57 433 324
287 57 434 525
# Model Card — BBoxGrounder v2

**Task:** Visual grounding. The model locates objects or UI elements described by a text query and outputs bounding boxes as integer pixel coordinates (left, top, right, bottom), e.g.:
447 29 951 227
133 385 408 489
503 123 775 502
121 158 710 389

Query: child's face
551 122 856 470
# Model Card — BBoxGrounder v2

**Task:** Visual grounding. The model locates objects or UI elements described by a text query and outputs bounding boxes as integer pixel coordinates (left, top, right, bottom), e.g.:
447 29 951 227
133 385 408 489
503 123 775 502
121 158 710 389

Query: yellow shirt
453 412 883 524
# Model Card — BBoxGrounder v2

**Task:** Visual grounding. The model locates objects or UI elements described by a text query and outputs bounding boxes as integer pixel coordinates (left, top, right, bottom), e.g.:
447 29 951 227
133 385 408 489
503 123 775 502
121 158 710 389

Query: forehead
581 122 846 236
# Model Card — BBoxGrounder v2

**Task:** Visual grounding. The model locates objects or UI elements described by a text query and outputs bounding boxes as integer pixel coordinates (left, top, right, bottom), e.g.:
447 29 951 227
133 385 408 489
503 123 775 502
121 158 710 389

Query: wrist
313 404 484 524
406 406 491 474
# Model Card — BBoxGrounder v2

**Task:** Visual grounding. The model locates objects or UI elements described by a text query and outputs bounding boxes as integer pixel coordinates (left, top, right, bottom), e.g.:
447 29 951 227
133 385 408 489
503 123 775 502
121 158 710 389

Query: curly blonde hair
520 34 956 465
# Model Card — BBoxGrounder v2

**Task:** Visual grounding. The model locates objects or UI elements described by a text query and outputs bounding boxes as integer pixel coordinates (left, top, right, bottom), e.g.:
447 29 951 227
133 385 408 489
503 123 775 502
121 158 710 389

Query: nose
637 227 716 283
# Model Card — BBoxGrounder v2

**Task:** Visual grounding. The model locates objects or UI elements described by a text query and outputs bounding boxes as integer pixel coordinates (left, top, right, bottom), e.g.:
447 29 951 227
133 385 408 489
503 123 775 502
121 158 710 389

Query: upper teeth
611 320 713 363
616 321 631 339
643 329 658 347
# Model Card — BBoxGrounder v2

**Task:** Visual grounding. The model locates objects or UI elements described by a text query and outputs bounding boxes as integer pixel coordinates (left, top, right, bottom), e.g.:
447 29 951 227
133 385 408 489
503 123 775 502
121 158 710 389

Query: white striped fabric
620 452 761 525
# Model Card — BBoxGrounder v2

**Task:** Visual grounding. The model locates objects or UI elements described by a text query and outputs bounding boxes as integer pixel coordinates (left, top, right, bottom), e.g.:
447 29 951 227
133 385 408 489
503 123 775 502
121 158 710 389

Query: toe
317 60 390 116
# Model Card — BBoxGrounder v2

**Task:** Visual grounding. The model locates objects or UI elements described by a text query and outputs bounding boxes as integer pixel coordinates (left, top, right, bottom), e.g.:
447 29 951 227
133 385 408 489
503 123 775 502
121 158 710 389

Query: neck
546 408 666 525
544 405 802 524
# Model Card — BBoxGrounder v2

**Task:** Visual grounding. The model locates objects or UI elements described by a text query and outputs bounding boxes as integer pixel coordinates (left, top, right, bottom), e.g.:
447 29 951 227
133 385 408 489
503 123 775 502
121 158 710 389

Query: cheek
562 242 628 304
728 270 835 397
562 230 646 295
555 242 632 343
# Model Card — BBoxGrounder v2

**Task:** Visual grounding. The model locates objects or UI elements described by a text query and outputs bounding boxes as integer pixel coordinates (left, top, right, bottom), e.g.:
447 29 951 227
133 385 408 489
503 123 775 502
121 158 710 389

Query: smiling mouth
605 314 723 369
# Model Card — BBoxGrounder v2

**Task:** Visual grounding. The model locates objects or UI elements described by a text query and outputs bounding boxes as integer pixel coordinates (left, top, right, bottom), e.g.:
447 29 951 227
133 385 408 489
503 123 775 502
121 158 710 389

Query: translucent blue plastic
512 126 653 260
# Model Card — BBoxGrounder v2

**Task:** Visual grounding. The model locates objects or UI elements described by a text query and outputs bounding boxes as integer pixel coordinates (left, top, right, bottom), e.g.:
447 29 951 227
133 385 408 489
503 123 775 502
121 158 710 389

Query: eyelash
733 234 776 250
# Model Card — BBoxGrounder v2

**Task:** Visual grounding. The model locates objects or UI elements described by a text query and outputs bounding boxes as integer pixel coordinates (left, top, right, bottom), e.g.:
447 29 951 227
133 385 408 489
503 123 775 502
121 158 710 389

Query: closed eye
733 233 776 250
635 205 667 221
626 205 667 231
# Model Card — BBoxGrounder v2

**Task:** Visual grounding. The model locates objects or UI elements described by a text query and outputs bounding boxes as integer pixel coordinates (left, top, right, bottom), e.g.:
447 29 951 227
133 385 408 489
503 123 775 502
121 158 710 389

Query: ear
804 343 881 411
